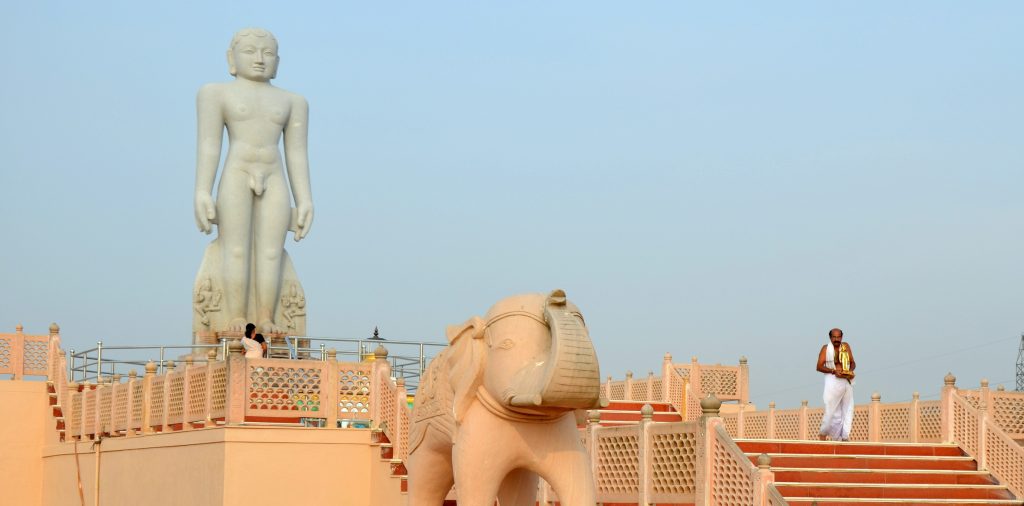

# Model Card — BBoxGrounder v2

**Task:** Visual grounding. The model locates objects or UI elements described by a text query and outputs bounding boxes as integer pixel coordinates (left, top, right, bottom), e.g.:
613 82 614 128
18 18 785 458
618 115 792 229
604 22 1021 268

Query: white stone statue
192 28 312 336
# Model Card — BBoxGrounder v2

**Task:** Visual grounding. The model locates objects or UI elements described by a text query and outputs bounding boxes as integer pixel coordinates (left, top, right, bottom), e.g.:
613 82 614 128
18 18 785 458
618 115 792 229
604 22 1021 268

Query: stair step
772 468 996 485
737 439 963 457
776 483 1015 500
753 454 978 471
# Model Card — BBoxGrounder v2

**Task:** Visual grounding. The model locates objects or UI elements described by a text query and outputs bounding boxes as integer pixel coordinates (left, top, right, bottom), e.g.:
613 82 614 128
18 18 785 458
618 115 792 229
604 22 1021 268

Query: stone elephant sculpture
406 290 606 506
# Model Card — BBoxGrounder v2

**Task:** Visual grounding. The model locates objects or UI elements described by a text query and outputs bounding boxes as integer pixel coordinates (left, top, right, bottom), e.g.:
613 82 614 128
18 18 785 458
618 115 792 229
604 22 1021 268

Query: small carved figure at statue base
191 27 313 339
407 290 606 506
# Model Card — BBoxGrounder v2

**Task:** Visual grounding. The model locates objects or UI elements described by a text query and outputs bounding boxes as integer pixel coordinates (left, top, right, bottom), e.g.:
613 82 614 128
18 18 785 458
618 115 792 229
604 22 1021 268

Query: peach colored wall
41 426 406 506
0 381 47 506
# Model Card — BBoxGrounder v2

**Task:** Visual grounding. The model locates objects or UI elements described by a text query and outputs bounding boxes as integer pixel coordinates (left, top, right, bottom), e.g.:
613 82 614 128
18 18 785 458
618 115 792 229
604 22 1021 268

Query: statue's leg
452 431 510 506
252 174 291 333
496 468 538 506
215 171 254 331
406 431 455 506
530 417 596 506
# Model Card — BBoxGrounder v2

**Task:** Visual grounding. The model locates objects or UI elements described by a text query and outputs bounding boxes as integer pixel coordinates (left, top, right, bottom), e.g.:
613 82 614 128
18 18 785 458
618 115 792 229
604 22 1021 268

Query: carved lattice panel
186 367 208 423
338 366 371 419
686 384 701 421
917 401 942 442
961 390 981 409
701 368 739 398
22 339 49 374
69 391 82 435
98 386 113 434
377 374 397 435
984 426 1024 495
630 382 650 401
167 372 185 424
722 415 739 437
880 404 911 441
991 392 1024 437
669 373 685 413
674 366 691 380
775 410 800 440
398 405 410 460
130 380 144 428
651 380 664 402
609 382 626 400
595 427 640 500
648 423 698 500
248 364 323 415
807 408 824 437
953 397 978 456
0 336 11 372
209 362 227 419
149 376 165 428
83 389 96 436
744 412 768 439
712 432 754 505
112 384 129 432
849 406 869 441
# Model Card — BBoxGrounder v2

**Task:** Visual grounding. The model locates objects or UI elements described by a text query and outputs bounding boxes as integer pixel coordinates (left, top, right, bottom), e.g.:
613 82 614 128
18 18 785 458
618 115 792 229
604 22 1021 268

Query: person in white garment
240 323 263 359
816 327 856 441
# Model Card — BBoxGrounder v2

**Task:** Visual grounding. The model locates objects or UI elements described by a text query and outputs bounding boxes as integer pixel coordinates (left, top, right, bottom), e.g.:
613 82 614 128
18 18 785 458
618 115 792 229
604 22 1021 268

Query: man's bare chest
223 92 291 126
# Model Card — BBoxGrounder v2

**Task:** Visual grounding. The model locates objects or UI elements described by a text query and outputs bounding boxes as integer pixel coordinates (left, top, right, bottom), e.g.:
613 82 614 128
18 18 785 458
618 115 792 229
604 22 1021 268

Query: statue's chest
224 93 290 126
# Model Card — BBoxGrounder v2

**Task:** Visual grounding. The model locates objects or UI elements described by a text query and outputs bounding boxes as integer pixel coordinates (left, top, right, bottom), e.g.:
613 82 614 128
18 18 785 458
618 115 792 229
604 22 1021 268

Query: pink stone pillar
737 404 746 438
646 372 655 402
798 400 809 440
661 353 673 403
738 356 750 405
11 324 24 380
638 404 654 506
586 410 601 482
325 349 338 429
767 401 776 439
224 341 246 425
394 377 408 458
978 379 989 470
142 362 156 434
624 371 634 401
604 375 612 401
869 392 881 442
690 356 702 401
126 370 138 437
204 350 217 426
940 373 956 443
370 355 391 426
909 392 920 443
696 394 722 506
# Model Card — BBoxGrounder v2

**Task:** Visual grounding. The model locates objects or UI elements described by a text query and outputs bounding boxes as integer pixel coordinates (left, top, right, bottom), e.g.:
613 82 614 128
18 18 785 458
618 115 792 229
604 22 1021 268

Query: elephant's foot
225 317 248 332
259 320 285 334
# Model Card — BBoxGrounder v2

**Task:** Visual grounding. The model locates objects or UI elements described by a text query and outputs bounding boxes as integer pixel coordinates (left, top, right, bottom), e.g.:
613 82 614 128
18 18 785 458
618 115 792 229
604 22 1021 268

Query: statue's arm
284 95 313 241
194 84 224 234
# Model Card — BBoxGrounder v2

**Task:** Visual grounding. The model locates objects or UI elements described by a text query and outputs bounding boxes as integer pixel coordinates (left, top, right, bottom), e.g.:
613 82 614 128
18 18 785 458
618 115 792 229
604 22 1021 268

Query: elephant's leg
535 451 596 506
496 468 538 506
406 431 455 506
452 436 510 506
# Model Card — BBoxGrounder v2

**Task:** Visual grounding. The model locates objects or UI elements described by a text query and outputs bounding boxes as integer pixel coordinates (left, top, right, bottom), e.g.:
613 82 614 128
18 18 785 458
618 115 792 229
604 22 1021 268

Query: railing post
162 361 175 430
738 355 749 405
126 370 138 437
737 403 746 438
11 324 25 380
638 404 654 506
325 348 339 429
142 361 155 433
586 410 601 488
370 348 391 428
799 400 809 440
182 359 193 431
909 391 920 443
96 340 103 384
767 401 776 439
977 379 989 471
661 352 673 403
225 341 246 425
205 349 216 426
646 371 655 402
755 454 774 506
604 375 612 401
696 394 721 506
869 392 881 442
691 356 702 401
394 377 408 458
625 371 634 401
941 373 956 443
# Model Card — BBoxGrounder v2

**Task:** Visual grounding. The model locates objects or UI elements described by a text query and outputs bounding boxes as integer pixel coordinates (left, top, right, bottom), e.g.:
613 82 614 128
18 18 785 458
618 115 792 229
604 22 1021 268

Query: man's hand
294 203 314 241
195 192 216 234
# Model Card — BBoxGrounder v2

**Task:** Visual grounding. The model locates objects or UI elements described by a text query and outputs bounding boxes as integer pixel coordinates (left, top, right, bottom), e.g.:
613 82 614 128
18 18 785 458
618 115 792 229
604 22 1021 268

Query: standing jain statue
192 28 312 337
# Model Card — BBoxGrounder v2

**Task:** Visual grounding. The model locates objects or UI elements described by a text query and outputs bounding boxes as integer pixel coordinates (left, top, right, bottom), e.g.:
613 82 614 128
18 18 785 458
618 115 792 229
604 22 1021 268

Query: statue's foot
260 320 285 334
226 318 248 332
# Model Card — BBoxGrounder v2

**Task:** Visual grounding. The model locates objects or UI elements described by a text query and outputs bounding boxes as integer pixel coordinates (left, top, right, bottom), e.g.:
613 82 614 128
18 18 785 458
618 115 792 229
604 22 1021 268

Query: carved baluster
869 392 881 442
661 353 673 403
940 373 956 443
798 400 809 440
767 401 776 439
624 371 634 401
638 404 654 505
325 349 338 430
910 391 920 443
225 341 246 425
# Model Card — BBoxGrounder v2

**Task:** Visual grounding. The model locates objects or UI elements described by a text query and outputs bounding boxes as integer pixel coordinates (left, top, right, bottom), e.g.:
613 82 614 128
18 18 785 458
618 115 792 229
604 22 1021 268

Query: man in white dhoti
816 327 856 441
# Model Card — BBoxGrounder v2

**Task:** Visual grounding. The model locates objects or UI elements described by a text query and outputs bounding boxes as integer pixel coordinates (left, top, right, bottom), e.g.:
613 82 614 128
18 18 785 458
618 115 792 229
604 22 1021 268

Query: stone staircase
370 428 409 496
594 400 683 425
736 439 1023 506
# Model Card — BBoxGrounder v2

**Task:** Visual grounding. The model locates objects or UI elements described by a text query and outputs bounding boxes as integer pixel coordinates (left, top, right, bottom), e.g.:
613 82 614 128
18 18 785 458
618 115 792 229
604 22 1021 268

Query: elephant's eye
496 338 515 350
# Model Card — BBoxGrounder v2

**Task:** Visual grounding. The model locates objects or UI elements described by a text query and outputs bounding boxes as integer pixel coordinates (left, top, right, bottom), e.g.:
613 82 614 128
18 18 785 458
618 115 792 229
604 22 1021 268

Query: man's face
230 36 279 81
829 331 843 347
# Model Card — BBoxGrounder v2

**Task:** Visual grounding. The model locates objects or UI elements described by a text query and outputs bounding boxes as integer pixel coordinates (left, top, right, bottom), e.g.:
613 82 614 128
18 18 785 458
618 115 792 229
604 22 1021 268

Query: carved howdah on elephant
407 290 606 506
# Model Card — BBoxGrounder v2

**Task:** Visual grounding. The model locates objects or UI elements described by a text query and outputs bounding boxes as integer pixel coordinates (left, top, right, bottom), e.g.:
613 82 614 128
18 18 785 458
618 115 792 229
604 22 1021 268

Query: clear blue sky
2 2 1022 408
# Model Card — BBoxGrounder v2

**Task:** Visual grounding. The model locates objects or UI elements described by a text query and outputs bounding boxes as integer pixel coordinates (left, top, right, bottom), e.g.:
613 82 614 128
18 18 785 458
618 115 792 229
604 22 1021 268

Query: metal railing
68 336 446 392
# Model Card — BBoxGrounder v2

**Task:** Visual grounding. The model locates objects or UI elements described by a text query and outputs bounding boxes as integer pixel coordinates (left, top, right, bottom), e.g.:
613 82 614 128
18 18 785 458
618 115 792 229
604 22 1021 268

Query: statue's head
227 28 279 81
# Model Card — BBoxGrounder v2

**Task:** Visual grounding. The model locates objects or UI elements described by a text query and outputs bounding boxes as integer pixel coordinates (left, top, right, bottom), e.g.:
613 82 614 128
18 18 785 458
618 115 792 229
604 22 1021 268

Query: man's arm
284 94 313 241
195 84 224 234
816 345 834 374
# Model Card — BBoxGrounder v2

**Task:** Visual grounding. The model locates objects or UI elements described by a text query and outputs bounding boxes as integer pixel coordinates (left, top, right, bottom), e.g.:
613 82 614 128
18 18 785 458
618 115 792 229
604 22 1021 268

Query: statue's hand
194 192 216 234
294 203 313 241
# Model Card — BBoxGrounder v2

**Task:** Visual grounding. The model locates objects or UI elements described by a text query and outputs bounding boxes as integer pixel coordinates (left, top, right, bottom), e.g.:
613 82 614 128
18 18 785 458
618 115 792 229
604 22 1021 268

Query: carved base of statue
192 238 307 337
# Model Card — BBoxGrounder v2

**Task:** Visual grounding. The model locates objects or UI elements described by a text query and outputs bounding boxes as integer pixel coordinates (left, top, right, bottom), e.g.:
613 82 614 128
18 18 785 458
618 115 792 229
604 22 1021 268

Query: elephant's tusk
507 393 543 407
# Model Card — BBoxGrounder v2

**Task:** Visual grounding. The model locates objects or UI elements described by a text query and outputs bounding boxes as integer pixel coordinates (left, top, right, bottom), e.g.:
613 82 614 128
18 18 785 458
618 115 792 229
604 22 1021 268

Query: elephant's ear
446 316 486 423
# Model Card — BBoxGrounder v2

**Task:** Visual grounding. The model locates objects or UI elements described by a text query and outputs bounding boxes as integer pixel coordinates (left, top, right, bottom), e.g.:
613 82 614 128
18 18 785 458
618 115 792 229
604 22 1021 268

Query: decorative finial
128 369 138 379
326 348 337 361
944 372 956 386
997 384 1005 392
165 360 176 371
981 378 989 388
207 349 218 361
587 410 600 425
15 324 23 333
739 356 747 365
664 352 672 362
145 361 157 375
368 326 384 341
757 453 771 469
912 391 920 400
374 344 389 359
768 401 775 409
871 392 881 401
229 340 244 355
700 394 721 415
626 371 633 379
640 404 654 421
801 399 808 407
49 322 60 335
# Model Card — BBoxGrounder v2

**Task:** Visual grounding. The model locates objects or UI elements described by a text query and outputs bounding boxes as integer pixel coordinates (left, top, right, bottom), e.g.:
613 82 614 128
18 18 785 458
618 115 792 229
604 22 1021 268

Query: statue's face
229 36 279 81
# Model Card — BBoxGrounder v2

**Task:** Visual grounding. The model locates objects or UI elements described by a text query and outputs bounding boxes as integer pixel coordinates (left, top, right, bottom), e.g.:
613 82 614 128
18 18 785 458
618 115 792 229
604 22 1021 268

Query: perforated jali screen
647 422 698 503
595 426 641 502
